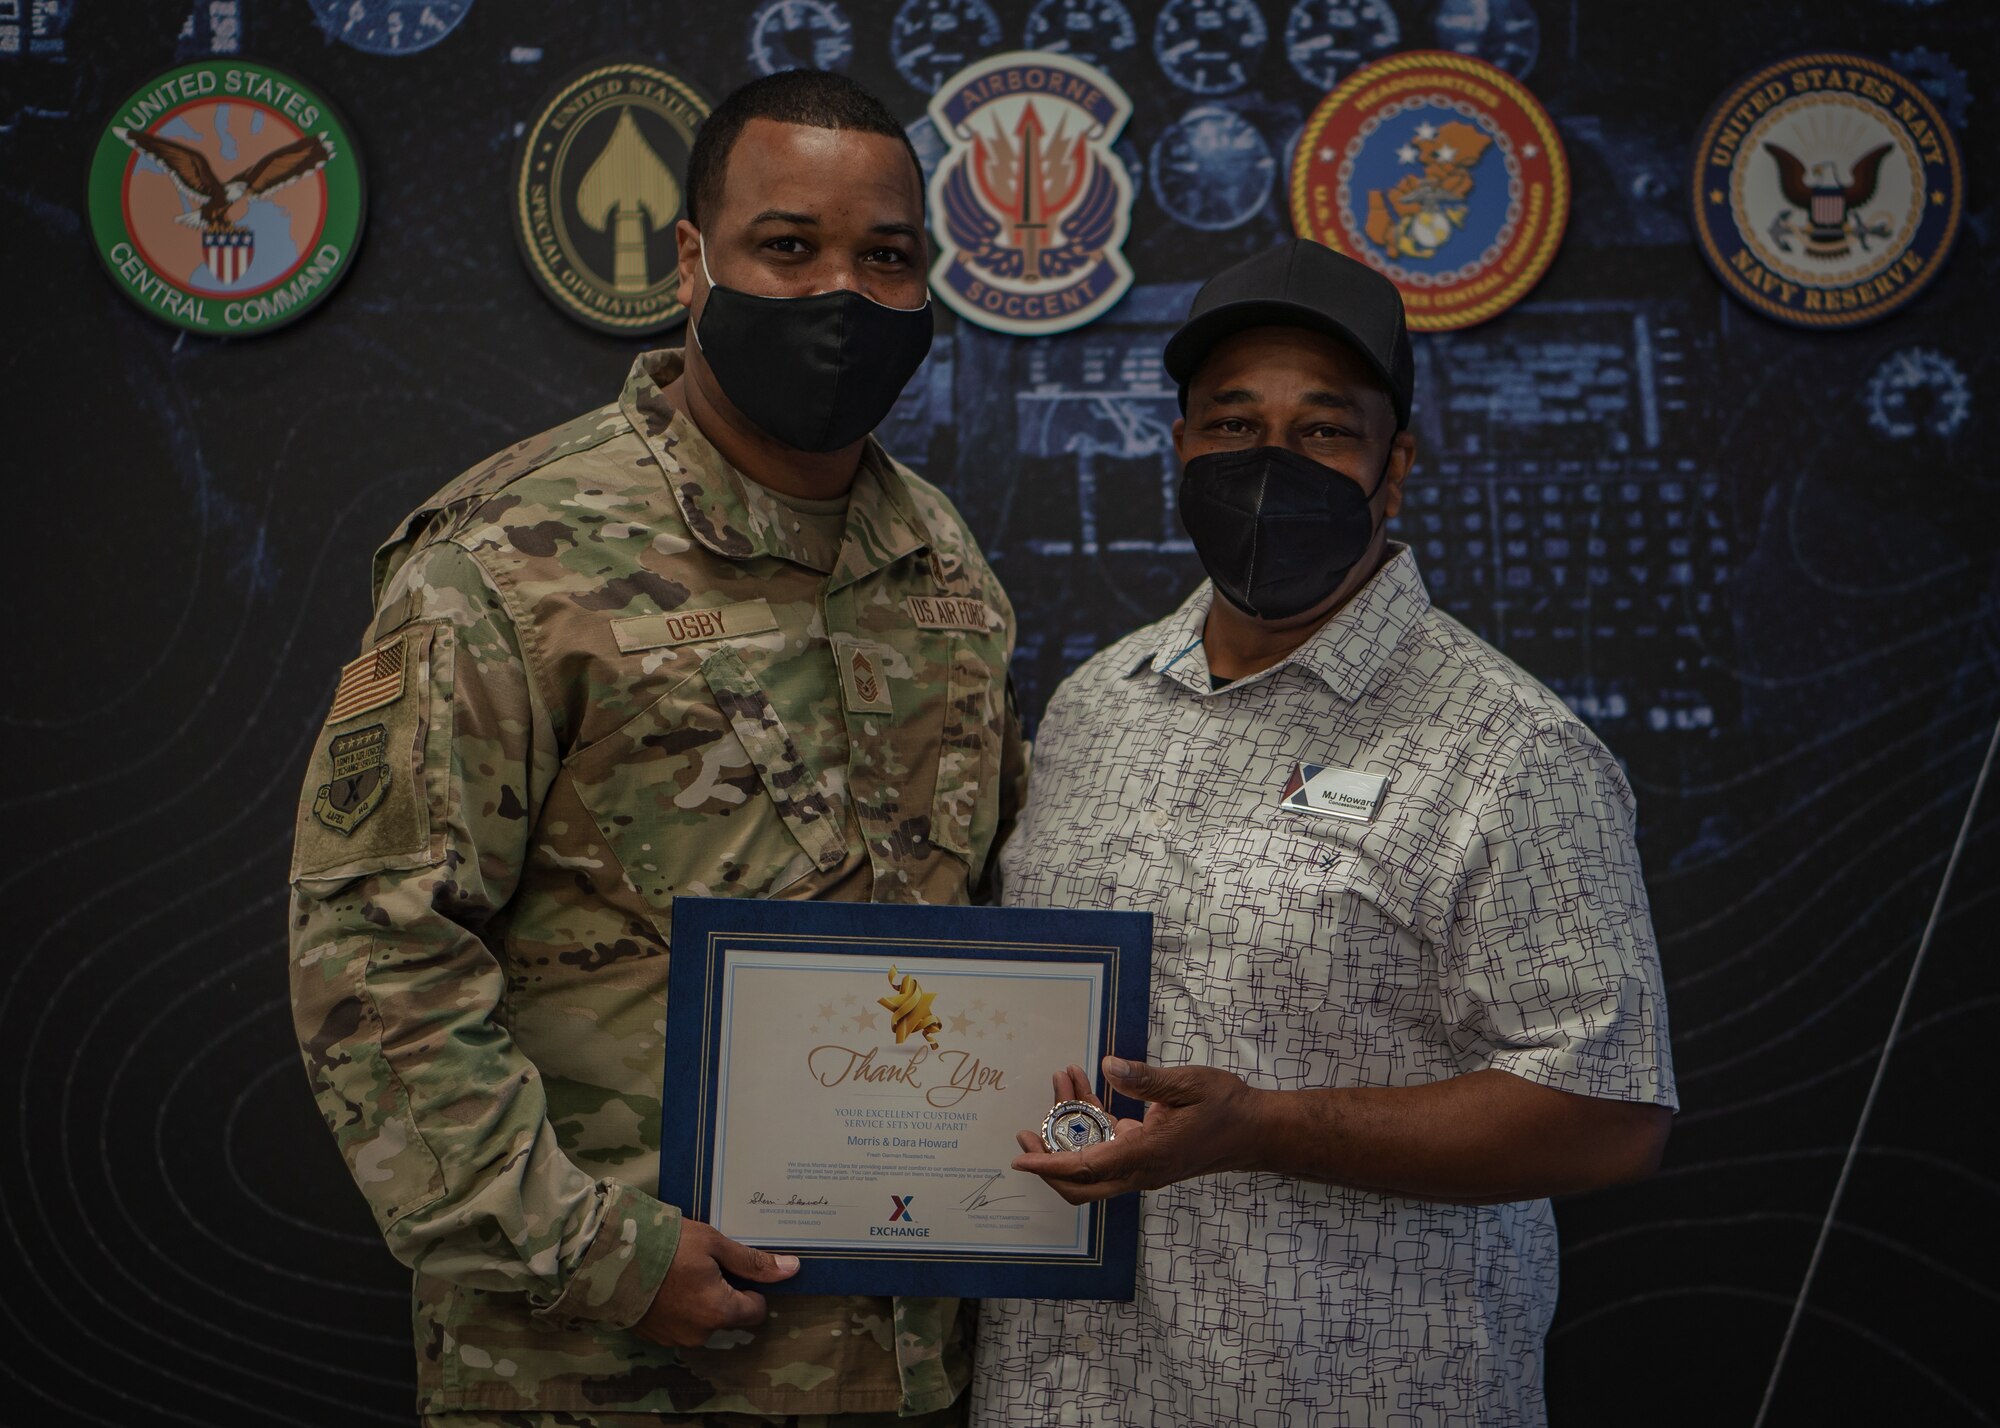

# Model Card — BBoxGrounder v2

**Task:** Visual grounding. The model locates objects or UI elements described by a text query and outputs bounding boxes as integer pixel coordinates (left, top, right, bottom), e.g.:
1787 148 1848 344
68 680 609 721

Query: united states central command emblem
512 57 711 335
928 51 1136 336
1291 50 1568 332
1690 52 1962 329
87 59 365 336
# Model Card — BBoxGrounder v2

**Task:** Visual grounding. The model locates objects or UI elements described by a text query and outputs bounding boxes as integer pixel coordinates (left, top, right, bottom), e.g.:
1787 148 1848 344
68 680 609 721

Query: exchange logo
927 50 1136 336
1690 52 1962 329
87 59 365 336
512 58 711 336
889 1194 917 1223
1290 50 1567 331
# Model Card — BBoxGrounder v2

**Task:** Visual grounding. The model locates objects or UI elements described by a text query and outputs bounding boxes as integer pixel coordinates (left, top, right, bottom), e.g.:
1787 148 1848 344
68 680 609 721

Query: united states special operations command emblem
1691 53 1962 329
1290 50 1567 332
927 51 1136 336
512 58 711 335
87 60 364 336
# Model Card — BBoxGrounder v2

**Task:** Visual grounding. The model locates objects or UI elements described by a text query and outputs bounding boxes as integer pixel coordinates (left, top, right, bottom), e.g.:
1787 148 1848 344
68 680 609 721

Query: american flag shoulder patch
326 635 407 724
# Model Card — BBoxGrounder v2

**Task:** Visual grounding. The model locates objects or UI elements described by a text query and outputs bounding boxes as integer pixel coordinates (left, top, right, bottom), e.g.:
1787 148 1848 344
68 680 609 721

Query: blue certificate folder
663 896 1150 1299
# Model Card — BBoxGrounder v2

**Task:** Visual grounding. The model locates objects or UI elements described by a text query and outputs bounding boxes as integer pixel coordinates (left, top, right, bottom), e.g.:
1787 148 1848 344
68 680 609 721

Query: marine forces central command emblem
512 58 711 335
928 51 1136 335
87 59 365 336
1691 52 1962 329
1291 50 1567 331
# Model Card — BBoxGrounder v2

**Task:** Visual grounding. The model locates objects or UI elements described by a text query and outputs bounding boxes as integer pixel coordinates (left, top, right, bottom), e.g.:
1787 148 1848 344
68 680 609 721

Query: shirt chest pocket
1194 814 1423 1019
561 647 850 920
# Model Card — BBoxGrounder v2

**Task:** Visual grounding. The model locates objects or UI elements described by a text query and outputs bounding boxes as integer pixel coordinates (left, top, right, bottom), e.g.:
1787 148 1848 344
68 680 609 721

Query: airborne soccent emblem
1290 50 1567 332
512 58 711 335
1691 52 1962 329
927 51 1135 336
87 59 365 336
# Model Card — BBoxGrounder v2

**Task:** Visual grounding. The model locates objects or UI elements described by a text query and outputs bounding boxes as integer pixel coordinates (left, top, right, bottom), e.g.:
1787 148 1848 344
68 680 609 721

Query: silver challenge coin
1042 1099 1116 1153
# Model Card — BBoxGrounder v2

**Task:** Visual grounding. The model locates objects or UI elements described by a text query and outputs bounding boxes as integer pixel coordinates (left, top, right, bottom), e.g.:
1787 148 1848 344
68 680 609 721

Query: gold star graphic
948 1011 975 1034
989 1008 1008 1027
819 1002 837 1021
1709 188 1725 205
852 1007 880 1032
842 992 858 1007
1932 189 1946 205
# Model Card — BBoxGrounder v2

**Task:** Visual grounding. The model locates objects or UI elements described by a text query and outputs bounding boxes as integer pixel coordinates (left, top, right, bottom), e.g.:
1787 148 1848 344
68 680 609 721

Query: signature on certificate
959 1171 1026 1212
750 1191 835 1206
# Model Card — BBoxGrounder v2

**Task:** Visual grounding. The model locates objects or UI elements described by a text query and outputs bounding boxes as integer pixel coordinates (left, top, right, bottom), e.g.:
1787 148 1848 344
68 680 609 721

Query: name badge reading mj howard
664 897 1150 1299
1281 762 1389 823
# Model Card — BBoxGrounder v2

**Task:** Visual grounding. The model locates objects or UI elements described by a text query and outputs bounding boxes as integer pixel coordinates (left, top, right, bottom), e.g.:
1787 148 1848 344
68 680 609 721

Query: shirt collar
619 348 933 585
1130 544 1431 701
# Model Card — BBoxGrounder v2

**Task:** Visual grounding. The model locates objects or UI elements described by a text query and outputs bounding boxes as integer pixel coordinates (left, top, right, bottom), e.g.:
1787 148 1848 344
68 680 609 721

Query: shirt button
1148 809 1171 829
1075 1333 1098 1354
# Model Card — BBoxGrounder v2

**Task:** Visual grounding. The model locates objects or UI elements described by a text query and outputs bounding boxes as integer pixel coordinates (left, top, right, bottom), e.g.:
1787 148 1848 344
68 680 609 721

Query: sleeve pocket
932 635 1002 870
290 936 448 1232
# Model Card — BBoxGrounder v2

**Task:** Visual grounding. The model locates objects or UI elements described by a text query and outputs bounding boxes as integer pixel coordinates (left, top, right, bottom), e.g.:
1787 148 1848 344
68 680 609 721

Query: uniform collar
619 349 933 587
1130 544 1430 701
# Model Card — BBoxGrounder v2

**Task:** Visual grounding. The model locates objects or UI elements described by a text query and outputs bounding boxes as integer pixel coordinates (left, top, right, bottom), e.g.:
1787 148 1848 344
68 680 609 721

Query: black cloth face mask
1178 444 1390 620
691 241 934 453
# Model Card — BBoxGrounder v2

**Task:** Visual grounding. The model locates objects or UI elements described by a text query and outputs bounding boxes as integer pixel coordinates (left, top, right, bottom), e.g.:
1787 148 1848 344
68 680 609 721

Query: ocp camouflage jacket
287 349 1025 1417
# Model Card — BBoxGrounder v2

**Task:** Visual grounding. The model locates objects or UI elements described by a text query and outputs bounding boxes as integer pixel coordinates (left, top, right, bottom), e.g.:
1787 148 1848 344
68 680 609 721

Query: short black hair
685 70 923 229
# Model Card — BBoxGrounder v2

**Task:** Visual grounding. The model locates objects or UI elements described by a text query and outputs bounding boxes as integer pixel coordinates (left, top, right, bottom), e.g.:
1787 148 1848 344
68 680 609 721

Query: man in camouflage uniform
288 72 1023 1426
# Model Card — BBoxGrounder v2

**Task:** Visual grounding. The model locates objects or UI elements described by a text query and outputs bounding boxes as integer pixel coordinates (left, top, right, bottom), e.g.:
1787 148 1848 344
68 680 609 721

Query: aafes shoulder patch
1690 52 1962 329
312 723 390 833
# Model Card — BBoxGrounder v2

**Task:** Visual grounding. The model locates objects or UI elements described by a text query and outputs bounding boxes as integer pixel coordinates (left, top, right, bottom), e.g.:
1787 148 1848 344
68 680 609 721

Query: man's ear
674 218 702 312
1170 416 1186 464
1382 429 1417 520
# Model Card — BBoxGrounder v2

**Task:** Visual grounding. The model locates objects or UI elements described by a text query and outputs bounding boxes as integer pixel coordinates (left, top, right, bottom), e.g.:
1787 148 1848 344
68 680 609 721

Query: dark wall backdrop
4 0 1996 1423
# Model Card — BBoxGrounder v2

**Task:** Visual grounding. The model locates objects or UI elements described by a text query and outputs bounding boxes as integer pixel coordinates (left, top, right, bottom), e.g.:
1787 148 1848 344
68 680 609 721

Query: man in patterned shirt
972 240 1676 1426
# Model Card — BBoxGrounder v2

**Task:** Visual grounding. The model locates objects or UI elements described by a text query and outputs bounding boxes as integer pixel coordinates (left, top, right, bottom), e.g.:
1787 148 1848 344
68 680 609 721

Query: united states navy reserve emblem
928 50 1136 335
1691 52 1962 329
1290 50 1567 331
511 58 711 335
87 59 364 336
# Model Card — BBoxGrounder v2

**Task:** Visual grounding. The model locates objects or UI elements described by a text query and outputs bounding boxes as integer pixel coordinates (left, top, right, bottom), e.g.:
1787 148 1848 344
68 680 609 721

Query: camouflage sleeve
965 514 1029 905
978 676 1030 904
286 538 678 1329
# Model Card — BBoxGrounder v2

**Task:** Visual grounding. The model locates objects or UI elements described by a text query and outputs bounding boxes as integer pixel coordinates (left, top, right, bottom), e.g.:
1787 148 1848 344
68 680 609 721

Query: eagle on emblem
113 125 337 231
1763 141 1895 257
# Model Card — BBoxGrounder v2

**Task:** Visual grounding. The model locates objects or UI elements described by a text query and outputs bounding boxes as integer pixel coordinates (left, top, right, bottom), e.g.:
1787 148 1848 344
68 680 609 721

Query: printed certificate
663 897 1150 1298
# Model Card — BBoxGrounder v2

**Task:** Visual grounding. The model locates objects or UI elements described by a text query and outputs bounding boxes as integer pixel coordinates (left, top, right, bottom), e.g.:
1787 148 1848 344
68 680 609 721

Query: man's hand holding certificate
663 898 1149 1299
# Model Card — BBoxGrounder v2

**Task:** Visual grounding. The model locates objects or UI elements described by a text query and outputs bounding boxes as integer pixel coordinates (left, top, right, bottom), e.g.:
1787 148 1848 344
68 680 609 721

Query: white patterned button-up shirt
973 547 1676 1427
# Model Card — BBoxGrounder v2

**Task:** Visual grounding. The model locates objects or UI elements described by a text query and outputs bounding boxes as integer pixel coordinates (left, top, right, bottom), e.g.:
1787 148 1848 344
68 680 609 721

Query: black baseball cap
1163 238 1414 430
